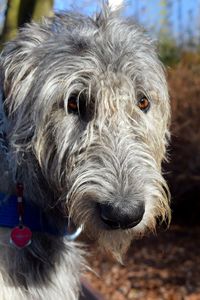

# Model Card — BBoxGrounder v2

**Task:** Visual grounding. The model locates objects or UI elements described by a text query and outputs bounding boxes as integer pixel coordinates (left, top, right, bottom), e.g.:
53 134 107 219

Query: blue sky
54 0 200 41
0 0 199 42
0 0 7 33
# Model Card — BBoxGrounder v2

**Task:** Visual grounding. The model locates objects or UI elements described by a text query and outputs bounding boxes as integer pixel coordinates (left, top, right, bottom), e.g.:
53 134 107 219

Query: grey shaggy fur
0 7 171 300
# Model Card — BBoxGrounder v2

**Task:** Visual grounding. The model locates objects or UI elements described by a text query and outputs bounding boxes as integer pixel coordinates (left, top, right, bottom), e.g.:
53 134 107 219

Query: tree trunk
32 0 54 22
0 0 53 44
1 0 21 43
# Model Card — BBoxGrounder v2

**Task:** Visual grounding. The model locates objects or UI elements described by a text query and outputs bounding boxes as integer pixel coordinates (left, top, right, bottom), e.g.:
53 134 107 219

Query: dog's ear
0 21 54 153
94 1 122 28
1 22 52 115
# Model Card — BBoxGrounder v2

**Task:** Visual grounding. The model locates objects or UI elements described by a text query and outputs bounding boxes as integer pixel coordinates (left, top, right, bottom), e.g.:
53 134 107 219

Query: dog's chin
83 213 158 262
71 202 160 262
96 225 152 262
78 219 133 262
97 229 133 263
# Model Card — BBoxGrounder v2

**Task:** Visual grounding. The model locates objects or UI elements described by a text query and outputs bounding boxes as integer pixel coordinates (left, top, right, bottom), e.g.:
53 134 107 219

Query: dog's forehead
46 14 156 69
36 15 164 97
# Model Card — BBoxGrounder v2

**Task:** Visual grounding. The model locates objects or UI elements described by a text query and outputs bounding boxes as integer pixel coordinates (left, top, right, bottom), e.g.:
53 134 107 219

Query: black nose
99 202 145 230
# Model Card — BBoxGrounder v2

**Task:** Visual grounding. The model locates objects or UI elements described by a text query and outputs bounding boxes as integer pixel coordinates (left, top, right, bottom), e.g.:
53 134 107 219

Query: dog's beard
98 230 133 263
68 199 156 263
66 145 170 262
95 210 157 263
67 195 131 262
69 198 169 263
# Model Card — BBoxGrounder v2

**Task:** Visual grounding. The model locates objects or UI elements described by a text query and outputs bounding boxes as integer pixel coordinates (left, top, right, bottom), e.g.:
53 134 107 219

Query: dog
0 5 170 300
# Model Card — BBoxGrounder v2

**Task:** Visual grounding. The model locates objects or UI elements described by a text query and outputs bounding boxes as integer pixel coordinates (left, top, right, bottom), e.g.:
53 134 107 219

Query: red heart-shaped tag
10 226 32 248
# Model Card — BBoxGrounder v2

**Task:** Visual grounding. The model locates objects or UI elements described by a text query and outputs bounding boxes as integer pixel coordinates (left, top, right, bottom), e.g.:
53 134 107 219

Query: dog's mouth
100 214 143 230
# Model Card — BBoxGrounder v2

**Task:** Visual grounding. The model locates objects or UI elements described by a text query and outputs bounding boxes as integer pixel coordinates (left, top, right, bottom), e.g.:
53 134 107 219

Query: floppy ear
0 21 55 153
1 21 53 114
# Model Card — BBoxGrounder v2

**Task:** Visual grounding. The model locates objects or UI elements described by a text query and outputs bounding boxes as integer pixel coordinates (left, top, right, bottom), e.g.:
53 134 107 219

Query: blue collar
0 192 68 236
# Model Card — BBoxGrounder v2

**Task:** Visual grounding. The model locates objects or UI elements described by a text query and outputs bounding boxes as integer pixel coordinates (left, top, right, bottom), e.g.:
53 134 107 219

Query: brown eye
137 96 150 112
67 93 87 120
68 96 78 114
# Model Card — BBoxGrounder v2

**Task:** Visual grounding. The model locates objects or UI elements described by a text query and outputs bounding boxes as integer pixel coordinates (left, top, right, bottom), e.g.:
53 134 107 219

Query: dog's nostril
99 202 145 230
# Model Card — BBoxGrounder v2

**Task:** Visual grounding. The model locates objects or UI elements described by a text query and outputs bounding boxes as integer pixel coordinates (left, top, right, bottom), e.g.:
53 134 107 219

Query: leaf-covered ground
83 225 200 300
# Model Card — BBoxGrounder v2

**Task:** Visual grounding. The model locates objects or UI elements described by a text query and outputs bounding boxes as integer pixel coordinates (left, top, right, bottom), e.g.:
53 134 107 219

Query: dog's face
2 11 170 258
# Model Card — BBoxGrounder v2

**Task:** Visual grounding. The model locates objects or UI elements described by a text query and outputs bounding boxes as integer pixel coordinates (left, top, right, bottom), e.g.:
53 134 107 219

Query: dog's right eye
68 96 78 114
68 94 87 120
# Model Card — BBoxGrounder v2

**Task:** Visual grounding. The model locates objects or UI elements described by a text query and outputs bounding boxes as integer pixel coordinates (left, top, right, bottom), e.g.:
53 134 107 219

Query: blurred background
0 1 200 299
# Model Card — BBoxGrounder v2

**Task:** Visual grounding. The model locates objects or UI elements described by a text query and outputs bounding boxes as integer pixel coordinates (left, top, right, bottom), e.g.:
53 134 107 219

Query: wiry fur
0 7 171 300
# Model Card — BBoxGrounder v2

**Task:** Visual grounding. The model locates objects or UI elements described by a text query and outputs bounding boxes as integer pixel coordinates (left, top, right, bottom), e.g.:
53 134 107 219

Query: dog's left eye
137 96 150 112
68 96 78 114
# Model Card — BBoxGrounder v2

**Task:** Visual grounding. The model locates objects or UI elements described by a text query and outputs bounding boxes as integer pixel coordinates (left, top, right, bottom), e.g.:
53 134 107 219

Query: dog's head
1 8 170 258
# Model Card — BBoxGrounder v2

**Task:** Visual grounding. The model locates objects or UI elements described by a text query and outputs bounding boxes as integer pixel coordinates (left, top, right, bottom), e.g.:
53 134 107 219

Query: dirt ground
83 225 200 300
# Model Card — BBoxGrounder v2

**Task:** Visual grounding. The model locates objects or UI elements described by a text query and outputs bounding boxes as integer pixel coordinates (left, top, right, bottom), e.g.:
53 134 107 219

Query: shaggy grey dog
0 6 170 300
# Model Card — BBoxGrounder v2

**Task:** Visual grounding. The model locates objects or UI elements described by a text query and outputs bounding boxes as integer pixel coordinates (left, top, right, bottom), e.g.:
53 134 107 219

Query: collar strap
0 192 66 235
0 191 83 239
